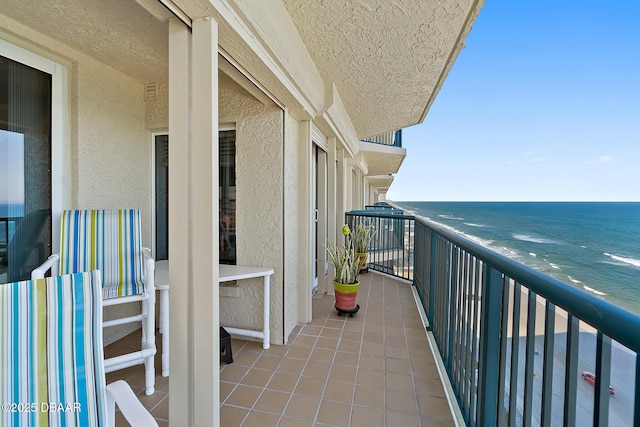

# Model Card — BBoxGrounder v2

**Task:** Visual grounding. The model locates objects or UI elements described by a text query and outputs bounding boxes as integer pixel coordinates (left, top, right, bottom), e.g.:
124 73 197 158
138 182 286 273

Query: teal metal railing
361 129 402 147
346 208 640 426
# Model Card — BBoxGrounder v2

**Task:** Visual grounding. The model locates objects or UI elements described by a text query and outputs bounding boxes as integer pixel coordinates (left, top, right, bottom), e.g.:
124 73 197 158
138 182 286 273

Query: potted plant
352 221 376 273
326 225 361 315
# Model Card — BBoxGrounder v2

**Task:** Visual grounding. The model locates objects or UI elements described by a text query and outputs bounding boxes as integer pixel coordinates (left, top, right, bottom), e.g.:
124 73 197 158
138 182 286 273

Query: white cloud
585 155 614 165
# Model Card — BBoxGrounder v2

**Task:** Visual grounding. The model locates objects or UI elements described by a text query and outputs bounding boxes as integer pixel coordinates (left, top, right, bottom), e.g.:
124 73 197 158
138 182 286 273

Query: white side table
155 261 274 377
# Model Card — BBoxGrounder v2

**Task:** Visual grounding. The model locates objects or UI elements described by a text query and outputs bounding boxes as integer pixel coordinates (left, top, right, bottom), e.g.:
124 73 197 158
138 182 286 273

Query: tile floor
107 272 456 426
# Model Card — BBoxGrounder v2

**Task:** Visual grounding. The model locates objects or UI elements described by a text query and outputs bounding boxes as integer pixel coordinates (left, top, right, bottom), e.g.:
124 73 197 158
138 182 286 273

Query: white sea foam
603 253 640 268
512 234 558 244
439 214 464 220
567 275 582 284
549 263 560 270
583 285 607 296
529 252 537 257
464 222 486 228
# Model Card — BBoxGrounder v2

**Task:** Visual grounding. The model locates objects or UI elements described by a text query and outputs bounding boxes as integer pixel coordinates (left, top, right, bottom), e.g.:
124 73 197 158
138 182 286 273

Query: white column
168 17 219 426
168 18 190 424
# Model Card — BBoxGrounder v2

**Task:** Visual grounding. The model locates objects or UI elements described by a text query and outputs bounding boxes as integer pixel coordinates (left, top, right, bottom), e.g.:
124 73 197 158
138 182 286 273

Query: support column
168 17 219 426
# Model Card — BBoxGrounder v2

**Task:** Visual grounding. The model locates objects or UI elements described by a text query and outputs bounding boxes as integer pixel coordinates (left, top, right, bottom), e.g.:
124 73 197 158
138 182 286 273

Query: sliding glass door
0 55 52 282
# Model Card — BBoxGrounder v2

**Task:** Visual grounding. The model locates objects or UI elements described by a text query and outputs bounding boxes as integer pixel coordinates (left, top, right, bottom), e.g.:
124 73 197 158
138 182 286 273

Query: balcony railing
360 129 402 147
346 207 640 426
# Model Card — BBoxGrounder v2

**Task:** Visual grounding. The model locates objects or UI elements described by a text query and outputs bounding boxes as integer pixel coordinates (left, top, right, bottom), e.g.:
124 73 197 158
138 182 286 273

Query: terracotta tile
283 394 320 420
386 390 418 414
337 339 360 353
300 325 322 336
323 380 354 403
149 395 169 420
386 410 420 427
254 354 282 371
417 395 453 419
361 342 384 357
340 330 363 342
220 364 249 383
278 417 314 427
267 372 299 393
316 399 351 425
135 388 167 412
294 376 326 397
220 381 236 402
350 405 385 427
287 345 312 360
254 389 291 414
292 334 317 347
302 360 331 379
225 384 262 409
233 349 261 367
386 372 414 392
320 327 341 339
241 368 274 388
277 357 306 375
242 410 280 426
353 385 384 408
265 344 289 357
315 337 338 350
334 351 358 367
421 415 457 427
329 364 357 384
356 369 385 387
220 405 248 427
386 357 411 374
309 348 335 364
359 354 385 371
324 319 345 330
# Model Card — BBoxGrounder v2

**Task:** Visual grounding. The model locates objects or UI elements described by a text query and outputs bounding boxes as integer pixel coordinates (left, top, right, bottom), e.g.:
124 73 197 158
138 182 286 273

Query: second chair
32 209 157 395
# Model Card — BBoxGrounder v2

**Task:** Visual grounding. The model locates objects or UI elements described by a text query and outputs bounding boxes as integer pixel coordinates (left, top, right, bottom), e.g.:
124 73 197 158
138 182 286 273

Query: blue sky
387 1 640 202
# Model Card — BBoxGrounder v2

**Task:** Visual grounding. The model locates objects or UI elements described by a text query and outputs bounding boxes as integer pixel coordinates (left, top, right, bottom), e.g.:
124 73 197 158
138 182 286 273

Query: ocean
392 201 640 316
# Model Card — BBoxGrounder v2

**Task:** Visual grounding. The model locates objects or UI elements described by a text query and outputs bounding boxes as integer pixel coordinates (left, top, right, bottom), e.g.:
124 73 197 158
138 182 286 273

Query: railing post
477 266 503 426
428 231 436 329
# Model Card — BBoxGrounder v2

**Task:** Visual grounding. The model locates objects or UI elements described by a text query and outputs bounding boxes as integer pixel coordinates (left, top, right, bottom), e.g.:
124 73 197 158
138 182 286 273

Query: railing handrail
415 215 640 354
361 129 402 147
347 207 640 354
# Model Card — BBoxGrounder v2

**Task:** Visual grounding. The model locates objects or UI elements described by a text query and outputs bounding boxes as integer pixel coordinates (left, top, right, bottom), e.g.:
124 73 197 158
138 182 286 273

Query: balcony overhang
358 140 406 176
366 174 395 194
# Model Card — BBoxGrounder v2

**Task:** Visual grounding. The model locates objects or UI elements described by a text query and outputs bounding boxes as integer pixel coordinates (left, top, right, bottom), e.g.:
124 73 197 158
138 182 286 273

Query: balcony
107 272 459 426
347 206 640 426
359 130 406 178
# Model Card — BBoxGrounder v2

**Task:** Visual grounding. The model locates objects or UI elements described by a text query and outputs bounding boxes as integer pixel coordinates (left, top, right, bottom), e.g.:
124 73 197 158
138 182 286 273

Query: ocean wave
603 253 640 268
464 222 486 228
567 275 582 284
583 285 607 296
529 252 536 257
439 214 464 220
512 234 559 244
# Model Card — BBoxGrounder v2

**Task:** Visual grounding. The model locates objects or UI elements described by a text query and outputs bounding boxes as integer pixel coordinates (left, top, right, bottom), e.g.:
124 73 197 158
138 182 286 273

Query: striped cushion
0 271 108 426
59 210 145 299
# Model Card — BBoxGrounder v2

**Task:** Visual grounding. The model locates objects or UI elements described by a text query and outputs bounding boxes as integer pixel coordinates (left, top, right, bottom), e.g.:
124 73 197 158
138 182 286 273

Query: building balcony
107 272 458 426
359 130 407 177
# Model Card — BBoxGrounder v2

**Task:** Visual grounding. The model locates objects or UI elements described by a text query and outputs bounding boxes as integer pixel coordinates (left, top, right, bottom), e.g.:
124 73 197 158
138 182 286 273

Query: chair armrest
31 254 60 279
106 380 158 427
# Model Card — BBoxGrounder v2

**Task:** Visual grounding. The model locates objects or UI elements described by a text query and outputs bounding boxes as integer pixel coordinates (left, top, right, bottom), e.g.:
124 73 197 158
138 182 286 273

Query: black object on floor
220 327 233 363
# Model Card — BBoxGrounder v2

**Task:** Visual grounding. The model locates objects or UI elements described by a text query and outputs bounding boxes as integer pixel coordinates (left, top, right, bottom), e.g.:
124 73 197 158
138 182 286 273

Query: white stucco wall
219 73 287 345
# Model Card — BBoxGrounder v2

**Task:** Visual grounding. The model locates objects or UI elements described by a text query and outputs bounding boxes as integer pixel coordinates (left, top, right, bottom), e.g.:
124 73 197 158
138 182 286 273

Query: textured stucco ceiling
282 0 480 138
1 0 169 83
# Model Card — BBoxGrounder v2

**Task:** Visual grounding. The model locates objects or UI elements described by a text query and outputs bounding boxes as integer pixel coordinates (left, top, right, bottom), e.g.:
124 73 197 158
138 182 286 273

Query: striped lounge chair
32 210 156 395
0 271 158 426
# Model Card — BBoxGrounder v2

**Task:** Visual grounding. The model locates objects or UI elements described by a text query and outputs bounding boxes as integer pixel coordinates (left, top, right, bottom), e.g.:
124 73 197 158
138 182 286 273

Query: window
154 129 236 264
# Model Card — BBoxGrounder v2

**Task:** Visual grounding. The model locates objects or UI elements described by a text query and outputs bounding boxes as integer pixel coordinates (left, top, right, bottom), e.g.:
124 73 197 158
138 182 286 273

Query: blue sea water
393 201 640 315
